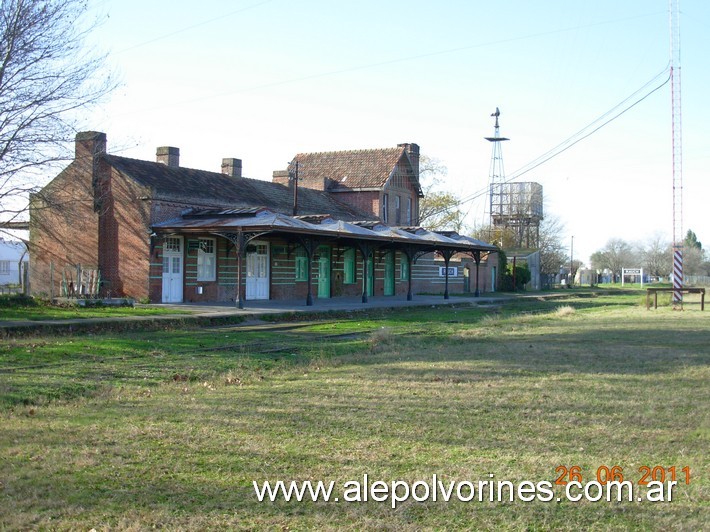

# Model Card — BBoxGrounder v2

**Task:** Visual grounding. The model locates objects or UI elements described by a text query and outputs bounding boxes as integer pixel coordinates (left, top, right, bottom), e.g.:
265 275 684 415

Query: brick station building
30 132 497 305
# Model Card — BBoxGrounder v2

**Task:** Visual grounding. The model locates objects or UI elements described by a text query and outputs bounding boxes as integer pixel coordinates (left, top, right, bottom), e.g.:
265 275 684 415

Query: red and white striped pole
670 0 684 308
673 247 683 304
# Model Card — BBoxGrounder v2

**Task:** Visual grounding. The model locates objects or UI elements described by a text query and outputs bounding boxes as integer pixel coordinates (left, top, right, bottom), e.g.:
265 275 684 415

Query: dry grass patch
554 305 576 317
367 327 397 353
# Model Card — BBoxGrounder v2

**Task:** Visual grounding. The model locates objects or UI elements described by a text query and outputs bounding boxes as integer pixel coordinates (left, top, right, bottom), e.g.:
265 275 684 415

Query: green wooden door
317 246 331 298
384 252 395 296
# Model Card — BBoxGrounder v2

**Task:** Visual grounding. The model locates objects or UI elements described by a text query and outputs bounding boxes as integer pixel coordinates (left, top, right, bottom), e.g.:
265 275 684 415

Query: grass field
1 292 708 529
0 295 191 322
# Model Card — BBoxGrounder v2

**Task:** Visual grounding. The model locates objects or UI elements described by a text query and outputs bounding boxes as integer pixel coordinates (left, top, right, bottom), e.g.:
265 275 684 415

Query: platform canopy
153 207 497 307
153 207 497 254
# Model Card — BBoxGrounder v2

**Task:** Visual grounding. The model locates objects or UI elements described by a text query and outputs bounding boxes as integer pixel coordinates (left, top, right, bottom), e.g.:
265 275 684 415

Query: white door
246 242 269 300
162 236 183 302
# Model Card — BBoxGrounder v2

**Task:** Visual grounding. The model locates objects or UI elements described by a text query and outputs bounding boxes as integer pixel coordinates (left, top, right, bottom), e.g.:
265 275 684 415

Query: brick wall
29 133 104 297
31 132 160 300
326 191 380 221
101 170 153 299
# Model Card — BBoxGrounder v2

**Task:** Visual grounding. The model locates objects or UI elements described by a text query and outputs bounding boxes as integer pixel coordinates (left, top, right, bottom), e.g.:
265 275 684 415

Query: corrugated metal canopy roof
154 209 497 252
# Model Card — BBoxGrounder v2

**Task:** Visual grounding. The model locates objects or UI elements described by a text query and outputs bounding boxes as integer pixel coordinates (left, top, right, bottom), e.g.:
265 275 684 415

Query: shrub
0 294 38 308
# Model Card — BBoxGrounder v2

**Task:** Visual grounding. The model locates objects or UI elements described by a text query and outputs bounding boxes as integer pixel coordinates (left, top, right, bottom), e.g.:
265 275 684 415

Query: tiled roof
289 147 408 190
103 155 373 222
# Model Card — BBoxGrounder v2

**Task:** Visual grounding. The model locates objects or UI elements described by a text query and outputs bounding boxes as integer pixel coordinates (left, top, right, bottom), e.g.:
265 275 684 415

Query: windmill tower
485 109 543 248
485 107 509 234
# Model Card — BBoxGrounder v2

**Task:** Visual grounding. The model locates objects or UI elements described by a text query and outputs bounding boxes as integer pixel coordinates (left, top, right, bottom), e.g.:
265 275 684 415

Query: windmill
485 108 543 249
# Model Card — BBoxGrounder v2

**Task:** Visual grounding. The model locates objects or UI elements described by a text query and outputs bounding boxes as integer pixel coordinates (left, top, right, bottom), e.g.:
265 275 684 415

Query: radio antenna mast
670 0 684 305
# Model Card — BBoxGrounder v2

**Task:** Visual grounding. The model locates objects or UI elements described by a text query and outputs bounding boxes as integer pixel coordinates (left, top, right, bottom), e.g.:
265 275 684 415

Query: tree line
590 230 708 280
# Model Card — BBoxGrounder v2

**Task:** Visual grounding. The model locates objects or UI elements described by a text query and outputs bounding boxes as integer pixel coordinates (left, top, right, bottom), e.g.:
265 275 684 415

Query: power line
114 0 276 54
457 66 672 213
107 9 665 116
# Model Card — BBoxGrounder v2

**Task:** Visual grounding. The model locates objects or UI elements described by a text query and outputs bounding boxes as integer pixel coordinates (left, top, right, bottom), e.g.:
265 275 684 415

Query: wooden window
165 237 181 253
197 238 216 281
295 248 308 281
343 248 356 284
395 196 401 225
406 197 412 225
382 193 389 223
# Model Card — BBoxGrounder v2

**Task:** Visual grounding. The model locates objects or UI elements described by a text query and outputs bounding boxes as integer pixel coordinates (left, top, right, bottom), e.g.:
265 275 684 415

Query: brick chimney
221 158 242 178
75 131 107 162
272 170 289 186
156 146 179 167
398 142 420 178
74 132 108 214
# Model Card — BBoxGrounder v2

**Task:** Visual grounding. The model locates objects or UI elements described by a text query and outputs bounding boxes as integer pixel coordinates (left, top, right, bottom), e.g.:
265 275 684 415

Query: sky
74 0 709 265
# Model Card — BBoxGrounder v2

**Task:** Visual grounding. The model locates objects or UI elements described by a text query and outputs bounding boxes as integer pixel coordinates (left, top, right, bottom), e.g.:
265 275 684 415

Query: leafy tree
471 225 517 249
0 0 115 224
682 245 706 277
684 229 702 250
417 155 466 231
472 213 569 280
497 254 531 291
419 190 465 232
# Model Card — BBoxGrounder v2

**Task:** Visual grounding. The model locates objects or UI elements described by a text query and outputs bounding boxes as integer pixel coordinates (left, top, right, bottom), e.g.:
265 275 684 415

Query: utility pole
570 235 574 287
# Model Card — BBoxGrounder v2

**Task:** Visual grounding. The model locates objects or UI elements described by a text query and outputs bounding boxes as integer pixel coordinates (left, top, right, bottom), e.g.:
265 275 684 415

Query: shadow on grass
1 291 706 407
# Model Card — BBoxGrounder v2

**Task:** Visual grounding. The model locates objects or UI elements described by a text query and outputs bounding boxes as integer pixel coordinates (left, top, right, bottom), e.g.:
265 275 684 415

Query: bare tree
590 238 637 280
537 214 568 277
0 0 115 224
640 233 671 278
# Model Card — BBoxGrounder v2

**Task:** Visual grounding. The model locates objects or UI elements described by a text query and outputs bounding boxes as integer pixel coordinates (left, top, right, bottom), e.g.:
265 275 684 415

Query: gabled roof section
289 147 408 191
103 154 373 222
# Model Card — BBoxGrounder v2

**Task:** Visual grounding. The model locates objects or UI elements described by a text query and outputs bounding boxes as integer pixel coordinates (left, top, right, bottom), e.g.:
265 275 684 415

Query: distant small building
575 268 599 286
0 237 28 287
